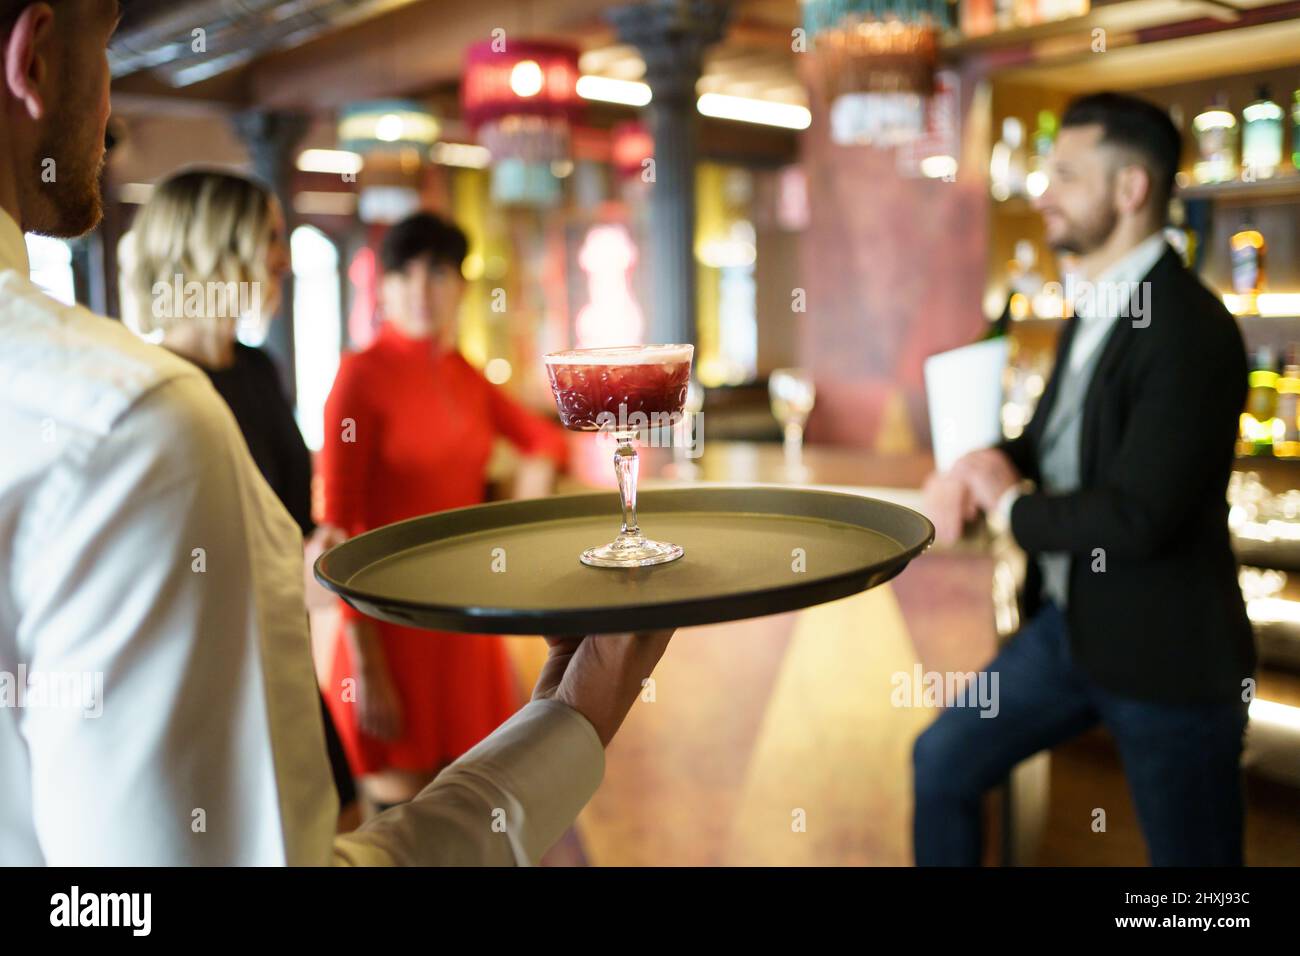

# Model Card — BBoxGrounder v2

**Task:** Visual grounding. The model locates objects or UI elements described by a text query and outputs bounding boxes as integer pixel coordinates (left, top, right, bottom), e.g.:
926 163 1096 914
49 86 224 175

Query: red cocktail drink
543 344 694 568
545 345 692 432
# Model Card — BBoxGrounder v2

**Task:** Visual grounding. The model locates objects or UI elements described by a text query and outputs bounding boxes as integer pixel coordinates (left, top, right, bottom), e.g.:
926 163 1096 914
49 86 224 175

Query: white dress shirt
0 208 604 865
1059 230 1168 371
990 231 1170 533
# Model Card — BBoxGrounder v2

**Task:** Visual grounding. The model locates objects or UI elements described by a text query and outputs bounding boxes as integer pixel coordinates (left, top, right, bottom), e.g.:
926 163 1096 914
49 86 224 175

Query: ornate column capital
232 110 311 182
604 1 731 348
608 0 730 106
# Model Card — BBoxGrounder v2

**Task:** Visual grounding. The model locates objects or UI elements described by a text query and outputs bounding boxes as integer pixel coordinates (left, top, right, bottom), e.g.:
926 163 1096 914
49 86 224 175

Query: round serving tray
314 485 934 635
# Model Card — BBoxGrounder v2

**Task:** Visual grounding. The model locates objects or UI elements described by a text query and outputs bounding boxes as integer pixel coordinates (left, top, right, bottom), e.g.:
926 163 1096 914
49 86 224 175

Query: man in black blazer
917 92 1255 866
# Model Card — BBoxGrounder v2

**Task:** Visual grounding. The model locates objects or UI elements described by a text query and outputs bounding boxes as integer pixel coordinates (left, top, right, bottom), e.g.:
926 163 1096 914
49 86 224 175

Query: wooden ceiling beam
245 0 617 110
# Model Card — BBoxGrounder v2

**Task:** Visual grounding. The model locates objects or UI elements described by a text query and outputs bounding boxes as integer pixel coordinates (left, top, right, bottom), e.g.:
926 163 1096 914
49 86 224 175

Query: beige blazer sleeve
330 699 605 866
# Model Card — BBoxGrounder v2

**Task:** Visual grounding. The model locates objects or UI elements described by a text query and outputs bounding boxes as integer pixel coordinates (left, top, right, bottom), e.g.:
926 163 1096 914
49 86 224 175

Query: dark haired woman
320 212 568 812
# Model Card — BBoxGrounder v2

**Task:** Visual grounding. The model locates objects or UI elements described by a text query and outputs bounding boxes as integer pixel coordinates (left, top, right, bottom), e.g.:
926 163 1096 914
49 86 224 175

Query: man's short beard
27 124 106 240
1049 203 1118 258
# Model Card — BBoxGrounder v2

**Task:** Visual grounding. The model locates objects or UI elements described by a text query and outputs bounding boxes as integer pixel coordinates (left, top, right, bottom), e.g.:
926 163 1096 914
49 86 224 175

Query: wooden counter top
559 435 936 493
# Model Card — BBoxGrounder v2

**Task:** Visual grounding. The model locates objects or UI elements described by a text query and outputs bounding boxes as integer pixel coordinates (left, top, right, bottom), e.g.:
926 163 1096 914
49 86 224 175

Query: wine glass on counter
769 368 816 479
545 344 693 567
663 378 705 481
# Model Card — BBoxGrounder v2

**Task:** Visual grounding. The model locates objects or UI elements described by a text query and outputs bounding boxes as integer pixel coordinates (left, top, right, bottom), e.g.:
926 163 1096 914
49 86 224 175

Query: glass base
580 533 684 568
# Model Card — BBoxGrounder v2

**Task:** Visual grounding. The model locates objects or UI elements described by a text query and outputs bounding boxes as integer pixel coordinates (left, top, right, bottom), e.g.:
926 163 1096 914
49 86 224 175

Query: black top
200 344 355 808
999 246 1255 705
203 344 315 538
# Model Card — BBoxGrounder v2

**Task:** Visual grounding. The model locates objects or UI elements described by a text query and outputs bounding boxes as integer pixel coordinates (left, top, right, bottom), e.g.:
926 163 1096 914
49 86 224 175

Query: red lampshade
610 121 653 179
461 40 581 130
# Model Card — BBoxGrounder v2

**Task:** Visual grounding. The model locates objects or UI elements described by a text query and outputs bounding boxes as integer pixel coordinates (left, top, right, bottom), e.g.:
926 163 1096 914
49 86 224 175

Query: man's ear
1114 163 1152 217
4 3 57 121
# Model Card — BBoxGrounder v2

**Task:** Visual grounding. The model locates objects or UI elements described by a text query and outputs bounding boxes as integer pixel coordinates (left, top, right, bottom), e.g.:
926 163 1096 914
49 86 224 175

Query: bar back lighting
429 142 492 169
297 149 364 175
696 93 811 130
576 75 652 107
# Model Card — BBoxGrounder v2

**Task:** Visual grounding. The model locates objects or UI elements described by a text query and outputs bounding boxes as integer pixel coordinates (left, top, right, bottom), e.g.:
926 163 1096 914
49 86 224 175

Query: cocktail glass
545 344 694 567
769 367 816 476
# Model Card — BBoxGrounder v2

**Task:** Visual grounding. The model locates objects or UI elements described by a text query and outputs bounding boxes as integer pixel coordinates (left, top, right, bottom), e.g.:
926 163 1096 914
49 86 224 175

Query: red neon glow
573 224 644 349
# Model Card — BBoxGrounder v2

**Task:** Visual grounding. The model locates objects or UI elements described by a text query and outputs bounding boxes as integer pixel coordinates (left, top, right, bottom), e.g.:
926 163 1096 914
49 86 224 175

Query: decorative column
609 0 729 348
233 109 310 402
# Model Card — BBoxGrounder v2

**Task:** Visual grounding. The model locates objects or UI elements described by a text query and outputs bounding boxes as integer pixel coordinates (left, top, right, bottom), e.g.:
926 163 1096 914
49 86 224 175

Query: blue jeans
912 603 1249 866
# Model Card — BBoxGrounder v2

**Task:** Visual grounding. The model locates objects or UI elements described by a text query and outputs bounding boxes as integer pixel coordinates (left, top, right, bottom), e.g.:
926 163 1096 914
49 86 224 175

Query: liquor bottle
1292 89 1300 170
1193 94 1238 184
1027 110 1057 197
1243 346 1279 455
1008 239 1042 320
1164 197 1197 269
989 117 1027 201
1242 85 1284 180
994 0 1016 31
961 0 996 37
1014 0 1039 27
1275 345 1300 458
1230 217 1266 315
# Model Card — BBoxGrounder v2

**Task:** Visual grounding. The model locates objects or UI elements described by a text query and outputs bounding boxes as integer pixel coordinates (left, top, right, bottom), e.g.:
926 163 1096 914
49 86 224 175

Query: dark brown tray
314 485 934 634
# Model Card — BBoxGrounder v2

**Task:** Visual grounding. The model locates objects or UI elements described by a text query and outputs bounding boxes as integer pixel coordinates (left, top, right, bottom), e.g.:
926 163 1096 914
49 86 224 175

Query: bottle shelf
1180 175 1300 203
1235 314 1300 359
976 5 1300 91
986 176 1300 208
989 176 1300 213
940 0 1235 58
1235 536 1300 573
1237 454 1300 467
990 196 1040 216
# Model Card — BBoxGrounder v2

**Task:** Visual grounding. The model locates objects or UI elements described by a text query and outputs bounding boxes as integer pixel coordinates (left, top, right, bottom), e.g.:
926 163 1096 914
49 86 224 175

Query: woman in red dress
321 212 567 811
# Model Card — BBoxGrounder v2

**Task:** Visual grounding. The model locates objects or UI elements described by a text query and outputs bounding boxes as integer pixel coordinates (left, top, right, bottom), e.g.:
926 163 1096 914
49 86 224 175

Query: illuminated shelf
1180 175 1300 203
981 4 1300 91
991 196 1040 216
1236 454 1300 465
941 15 1092 55
941 0 1256 57
1235 535 1300 573
1234 314 1300 359
1234 313 1300 324
1007 317 1065 328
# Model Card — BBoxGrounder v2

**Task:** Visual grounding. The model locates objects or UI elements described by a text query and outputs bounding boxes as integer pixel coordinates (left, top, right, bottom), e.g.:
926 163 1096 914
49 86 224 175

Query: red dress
320 324 568 775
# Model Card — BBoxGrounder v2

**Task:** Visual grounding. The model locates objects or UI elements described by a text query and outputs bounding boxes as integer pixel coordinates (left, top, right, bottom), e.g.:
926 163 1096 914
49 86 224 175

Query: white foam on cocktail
543 344 693 365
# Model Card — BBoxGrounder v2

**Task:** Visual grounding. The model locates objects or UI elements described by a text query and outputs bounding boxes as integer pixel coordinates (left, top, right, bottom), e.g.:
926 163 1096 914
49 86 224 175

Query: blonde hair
121 169 278 337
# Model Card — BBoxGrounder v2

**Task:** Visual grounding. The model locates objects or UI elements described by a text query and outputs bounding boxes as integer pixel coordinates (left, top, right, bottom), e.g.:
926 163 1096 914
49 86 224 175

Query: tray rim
314 484 935 634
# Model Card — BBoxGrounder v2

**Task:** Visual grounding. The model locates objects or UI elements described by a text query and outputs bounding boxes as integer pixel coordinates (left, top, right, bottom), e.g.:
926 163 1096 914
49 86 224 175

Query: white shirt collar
1093 230 1168 291
0 205 30 276
1068 231 1168 323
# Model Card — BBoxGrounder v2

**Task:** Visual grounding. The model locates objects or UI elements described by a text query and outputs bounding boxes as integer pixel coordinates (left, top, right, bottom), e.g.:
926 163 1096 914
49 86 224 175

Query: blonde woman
121 168 358 825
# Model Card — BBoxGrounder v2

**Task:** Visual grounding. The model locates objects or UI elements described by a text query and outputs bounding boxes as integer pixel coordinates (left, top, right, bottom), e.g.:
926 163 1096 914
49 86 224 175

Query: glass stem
613 432 641 538
784 421 804 464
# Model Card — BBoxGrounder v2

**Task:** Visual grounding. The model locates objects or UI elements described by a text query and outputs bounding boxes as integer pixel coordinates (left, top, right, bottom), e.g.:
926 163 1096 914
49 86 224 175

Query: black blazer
999 245 1255 705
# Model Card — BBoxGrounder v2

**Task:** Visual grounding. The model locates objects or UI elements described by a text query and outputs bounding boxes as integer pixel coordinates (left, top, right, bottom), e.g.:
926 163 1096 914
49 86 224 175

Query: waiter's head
378 211 469 348
1035 92 1180 257
0 0 119 237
